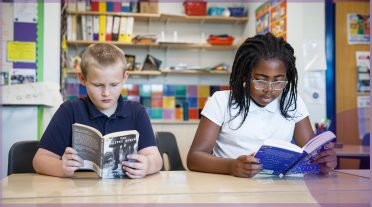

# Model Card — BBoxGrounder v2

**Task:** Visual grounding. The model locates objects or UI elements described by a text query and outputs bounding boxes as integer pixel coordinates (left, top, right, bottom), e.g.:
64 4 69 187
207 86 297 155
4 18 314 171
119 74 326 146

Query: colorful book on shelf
106 15 113 41
106 1 114 12
254 131 336 176
91 0 99 11
67 15 77 41
86 15 94 41
67 1 77 11
93 16 99 41
112 16 120 41
118 17 134 43
98 1 106 12
113 2 121 12
99 15 106 41
81 15 87 40
76 0 86 11
118 16 127 42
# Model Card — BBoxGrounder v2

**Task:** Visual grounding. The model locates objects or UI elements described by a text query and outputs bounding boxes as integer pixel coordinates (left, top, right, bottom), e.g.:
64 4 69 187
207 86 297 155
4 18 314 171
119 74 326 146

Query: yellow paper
7 41 36 63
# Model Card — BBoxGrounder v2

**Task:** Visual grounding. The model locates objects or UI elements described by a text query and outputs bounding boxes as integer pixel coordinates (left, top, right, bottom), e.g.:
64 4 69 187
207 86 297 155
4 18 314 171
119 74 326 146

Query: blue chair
8 140 39 175
360 133 370 169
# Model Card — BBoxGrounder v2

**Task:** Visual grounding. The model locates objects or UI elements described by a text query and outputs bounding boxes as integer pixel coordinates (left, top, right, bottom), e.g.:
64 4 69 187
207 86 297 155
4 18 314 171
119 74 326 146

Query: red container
207 35 234 45
184 1 207 16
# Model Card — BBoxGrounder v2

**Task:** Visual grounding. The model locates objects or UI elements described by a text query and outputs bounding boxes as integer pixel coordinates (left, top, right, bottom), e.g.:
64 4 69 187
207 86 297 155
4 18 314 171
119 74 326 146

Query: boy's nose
102 88 110 96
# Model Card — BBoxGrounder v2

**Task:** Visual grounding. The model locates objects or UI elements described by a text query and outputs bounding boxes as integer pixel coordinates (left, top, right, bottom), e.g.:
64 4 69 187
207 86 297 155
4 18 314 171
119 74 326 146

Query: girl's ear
123 71 129 83
77 72 87 86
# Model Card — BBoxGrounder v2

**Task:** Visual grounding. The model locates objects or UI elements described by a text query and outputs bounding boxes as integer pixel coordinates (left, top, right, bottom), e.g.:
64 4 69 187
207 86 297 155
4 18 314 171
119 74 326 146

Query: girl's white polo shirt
201 90 309 159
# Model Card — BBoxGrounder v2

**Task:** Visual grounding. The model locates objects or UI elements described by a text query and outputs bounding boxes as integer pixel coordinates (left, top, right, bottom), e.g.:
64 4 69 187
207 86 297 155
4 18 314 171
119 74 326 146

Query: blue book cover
255 131 336 176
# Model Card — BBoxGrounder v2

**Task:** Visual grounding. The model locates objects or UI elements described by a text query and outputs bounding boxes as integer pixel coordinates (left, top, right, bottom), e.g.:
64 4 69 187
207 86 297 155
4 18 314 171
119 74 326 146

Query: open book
72 123 139 179
254 131 336 176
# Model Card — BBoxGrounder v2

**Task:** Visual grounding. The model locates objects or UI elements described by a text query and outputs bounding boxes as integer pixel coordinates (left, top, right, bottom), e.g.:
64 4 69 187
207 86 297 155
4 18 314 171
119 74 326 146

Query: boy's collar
86 96 129 119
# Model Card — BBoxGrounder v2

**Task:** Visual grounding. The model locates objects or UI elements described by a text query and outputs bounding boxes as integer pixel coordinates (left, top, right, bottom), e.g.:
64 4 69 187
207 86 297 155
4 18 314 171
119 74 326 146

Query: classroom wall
1 2 61 178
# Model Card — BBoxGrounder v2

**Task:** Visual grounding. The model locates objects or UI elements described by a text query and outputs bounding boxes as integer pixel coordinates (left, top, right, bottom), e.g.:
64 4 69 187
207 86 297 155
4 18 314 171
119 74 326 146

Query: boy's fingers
65 147 78 154
127 154 146 163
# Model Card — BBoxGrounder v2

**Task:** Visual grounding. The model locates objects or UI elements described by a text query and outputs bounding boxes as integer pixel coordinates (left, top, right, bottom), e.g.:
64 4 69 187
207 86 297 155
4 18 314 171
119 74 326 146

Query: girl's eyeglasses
251 79 287 91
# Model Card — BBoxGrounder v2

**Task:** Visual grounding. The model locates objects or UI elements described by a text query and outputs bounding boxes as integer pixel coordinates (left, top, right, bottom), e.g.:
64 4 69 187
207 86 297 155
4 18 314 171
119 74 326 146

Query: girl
187 33 337 178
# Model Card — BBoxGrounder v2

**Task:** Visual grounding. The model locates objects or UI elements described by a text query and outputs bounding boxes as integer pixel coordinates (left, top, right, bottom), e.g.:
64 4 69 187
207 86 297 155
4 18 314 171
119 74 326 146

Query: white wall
246 2 327 126
1 2 61 178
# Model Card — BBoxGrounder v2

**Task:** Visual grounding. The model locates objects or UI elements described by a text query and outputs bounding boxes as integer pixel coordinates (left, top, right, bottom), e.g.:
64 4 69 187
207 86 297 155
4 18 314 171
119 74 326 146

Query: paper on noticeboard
302 40 327 71
1 82 62 106
303 71 325 104
14 2 37 23
7 41 36 63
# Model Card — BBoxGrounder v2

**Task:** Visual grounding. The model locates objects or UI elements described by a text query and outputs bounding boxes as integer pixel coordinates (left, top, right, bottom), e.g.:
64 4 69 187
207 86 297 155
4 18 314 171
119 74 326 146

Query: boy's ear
77 72 86 86
123 71 129 83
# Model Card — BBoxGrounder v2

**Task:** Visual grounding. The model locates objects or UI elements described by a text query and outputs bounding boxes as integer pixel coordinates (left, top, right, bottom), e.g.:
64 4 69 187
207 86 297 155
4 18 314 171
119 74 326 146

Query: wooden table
1 171 370 204
335 169 370 178
335 145 370 169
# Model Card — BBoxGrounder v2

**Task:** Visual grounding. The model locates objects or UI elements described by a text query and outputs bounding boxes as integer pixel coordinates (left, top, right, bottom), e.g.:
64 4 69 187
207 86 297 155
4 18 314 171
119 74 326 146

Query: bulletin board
335 1 370 168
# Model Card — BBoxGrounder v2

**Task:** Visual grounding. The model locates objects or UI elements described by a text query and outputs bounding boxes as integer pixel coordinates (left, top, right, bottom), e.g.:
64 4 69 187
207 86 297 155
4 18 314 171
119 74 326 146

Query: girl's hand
314 142 337 174
122 154 149 179
231 154 262 178
61 147 83 177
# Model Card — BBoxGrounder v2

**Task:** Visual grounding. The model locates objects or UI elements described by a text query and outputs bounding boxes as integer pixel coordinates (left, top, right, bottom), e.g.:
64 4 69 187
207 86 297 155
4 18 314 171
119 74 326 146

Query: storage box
184 1 207 16
228 7 245 17
207 35 234 45
140 0 158 14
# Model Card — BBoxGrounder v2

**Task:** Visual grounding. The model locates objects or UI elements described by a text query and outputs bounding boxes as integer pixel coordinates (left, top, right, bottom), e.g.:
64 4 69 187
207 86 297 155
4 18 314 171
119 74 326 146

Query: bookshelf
62 2 248 122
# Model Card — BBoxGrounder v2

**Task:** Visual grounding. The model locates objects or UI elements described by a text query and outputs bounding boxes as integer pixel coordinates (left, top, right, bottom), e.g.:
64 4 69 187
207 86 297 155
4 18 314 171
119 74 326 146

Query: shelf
151 120 200 125
67 40 239 50
66 11 161 21
66 69 230 76
67 40 159 47
160 14 248 24
66 11 248 23
128 71 162 76
161 69 230 75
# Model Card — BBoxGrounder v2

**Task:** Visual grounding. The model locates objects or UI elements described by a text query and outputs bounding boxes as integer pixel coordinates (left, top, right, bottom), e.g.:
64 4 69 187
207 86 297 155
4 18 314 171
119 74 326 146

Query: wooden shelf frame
66 11 248 23
66 69 230 76
67 40 240 50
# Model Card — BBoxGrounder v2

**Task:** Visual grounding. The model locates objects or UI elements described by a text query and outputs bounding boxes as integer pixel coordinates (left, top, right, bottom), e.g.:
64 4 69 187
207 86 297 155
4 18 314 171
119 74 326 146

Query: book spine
100 138 104 177
93 16 99 41
98 15 106 41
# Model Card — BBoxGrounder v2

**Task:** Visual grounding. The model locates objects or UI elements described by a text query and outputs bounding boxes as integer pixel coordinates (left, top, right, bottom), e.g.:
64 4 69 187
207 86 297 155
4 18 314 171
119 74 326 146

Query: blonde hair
80 43 127 77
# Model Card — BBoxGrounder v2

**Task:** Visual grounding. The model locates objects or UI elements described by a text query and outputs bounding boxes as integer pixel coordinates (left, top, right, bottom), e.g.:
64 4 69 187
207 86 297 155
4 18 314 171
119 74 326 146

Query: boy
33 43 163 178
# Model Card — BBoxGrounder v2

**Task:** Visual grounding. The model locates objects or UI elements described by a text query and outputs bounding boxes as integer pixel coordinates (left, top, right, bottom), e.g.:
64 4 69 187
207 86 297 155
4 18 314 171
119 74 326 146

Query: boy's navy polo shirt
39 96 156 156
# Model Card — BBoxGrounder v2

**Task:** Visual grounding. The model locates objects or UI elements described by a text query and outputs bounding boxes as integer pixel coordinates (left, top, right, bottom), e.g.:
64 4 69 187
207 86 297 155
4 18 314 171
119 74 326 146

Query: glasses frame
251 78 288 91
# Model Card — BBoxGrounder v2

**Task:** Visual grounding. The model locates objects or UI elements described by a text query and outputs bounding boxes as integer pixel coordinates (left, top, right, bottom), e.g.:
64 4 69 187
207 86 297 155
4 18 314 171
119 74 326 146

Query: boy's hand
61 147 83 177
231 153 262 178
314 142 337 174
122 154 149 179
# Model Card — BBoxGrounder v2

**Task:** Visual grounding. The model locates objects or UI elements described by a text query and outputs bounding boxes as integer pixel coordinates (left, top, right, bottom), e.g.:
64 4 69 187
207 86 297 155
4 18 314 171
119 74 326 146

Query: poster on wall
356 51 370 93
255 0 286 39
347 13 370 44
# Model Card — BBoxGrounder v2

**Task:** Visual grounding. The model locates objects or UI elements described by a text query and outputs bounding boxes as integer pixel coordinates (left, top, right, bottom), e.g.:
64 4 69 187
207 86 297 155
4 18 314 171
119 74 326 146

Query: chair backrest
362 133 370 146
156 132 185 171
8 140 39 175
